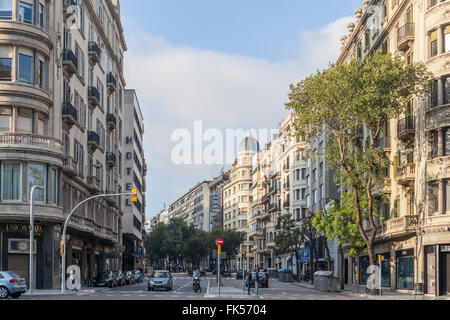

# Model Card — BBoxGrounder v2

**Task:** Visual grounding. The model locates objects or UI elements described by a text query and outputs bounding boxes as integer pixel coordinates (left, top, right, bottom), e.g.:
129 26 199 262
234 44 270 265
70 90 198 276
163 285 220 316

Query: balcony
397 117 415 141
397 23 414 51
62 49 78 77
396 163 415 186
87 176 101 193
261 193 270 203
106 113 117 131
87 131 100 152
62 102 78 128
106 152 117 168
0 133 63 155
283 164 290 172
88 86 101 109
383 178 392 194
88 41 101 66
63 0 77 20
382 215 418 239
283 201 290 209
107 73 117 93
63 157 77 177
105 190 118 207
269 203 278 212
374 136 391 151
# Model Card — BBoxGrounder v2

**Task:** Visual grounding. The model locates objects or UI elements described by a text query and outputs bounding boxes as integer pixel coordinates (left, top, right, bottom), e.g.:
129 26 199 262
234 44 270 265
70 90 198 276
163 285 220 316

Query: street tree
298 214 318 283
274 214 303 280
286 52 431 292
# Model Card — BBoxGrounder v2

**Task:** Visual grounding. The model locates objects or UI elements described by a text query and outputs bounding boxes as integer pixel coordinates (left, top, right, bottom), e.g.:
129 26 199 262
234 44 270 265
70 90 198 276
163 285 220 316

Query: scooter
193 277 202 293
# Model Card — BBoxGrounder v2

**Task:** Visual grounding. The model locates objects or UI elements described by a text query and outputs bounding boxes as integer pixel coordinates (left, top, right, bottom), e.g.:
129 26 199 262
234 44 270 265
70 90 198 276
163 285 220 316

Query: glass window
431 30 438 57
0 106 11 132
0 57 11 80
52 168 58 205
19 53 34 85
428 182 439 214
39 3 45 29
2 163 21 201
445 26 450 53
28 163 46 202
397 256 414 290
0 0 12 20
18 1 33 24
429 130 439 159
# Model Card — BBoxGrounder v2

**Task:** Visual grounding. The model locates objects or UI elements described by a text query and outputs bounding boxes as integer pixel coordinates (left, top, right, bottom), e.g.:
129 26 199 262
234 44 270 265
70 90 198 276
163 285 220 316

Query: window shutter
430 30 438 42
445 25 450 35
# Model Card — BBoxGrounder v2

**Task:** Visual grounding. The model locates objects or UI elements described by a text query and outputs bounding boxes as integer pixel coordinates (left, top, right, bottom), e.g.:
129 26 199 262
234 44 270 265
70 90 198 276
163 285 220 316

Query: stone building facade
337 0 450 296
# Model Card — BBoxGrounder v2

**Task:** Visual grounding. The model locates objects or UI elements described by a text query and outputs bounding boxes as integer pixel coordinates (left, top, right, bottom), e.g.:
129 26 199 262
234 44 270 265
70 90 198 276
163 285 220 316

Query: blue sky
119 0 363 218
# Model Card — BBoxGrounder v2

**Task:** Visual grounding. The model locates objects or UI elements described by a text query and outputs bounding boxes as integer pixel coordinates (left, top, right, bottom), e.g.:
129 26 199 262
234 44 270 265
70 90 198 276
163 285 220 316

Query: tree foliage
286 52 432 268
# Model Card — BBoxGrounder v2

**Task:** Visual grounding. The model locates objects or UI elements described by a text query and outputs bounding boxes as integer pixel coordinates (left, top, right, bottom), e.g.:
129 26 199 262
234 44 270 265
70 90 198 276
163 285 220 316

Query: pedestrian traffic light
131 188 137 202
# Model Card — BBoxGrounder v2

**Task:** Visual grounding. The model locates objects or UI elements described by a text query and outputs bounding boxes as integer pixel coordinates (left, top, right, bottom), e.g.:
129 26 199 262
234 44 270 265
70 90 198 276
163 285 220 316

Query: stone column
11 106 17 132
11 46 17 83
12 0 17 21
438 180 444 214
438 26 444 55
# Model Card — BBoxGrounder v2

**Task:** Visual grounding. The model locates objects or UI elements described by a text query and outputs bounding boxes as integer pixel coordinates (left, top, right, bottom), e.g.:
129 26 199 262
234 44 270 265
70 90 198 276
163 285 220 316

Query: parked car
236 270 244 280
125 271 135 285
0 272 27 299
245 272 269 288
134 270 144 283
93 272 117 288
148 270 173 291
222 270 231 278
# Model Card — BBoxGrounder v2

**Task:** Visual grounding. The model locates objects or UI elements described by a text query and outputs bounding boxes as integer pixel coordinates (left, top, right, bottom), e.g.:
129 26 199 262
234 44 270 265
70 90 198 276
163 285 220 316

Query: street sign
216 238 224 246
301 248 310 263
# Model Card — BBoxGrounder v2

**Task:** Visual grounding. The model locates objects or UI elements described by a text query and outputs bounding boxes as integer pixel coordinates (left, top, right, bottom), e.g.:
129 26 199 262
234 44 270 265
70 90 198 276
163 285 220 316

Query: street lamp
29 185 45 295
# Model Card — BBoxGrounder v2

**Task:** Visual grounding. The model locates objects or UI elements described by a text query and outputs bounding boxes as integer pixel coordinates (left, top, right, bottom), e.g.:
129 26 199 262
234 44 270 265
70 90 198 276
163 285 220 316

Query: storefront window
397 256 414 290
2 163 21 201
28 163 46 203
0 0 12 20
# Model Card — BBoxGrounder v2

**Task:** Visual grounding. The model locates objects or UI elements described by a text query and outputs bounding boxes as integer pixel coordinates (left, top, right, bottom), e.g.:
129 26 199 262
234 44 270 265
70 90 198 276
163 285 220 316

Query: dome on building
238 135 261 153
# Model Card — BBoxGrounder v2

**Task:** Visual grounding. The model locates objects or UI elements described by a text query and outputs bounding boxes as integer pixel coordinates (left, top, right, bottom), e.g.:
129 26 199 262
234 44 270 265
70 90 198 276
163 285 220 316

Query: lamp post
61 191 137 294
29 185 45 295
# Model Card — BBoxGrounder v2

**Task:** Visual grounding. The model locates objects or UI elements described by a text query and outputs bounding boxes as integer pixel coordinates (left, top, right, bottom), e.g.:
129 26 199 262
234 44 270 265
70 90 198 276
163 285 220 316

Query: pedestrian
247 270 252 295
70 270 78 292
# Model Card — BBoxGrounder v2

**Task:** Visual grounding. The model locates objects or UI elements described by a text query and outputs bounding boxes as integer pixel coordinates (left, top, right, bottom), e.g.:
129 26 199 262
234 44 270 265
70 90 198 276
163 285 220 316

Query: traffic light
131 188 137 202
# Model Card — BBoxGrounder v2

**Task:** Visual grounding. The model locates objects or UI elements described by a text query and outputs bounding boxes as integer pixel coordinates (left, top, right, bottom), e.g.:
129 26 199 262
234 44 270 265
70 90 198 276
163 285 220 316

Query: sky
119 0 363 218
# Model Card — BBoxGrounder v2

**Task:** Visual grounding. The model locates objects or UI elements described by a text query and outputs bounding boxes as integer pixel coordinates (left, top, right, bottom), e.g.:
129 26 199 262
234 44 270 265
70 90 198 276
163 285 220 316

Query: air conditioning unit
8 239 37 254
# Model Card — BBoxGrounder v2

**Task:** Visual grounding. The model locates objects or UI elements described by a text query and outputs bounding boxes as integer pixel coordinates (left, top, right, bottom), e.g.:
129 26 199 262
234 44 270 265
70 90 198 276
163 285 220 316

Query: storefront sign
72 240 84 248
441 245 450 253
4 224 42 234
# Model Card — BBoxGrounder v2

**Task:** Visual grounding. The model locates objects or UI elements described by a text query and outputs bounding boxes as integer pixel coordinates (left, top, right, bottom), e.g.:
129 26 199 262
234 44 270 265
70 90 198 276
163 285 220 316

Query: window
319 162 323 177
76 44 85 81
74 142 84 176
2 163 21 201
51 168 59 205
428 183 439 214
0 106 11 132
28 164 46 203
446 181 450 212
429 130 439 159
0 56 12 81
312 190 316 204
431 30 438 57
301 168 306 179
0 0 12 19
16 108 32 133
319 184 323 200
19 53 34 85
445 76 450 105
18 1 33 24
394 199 399 218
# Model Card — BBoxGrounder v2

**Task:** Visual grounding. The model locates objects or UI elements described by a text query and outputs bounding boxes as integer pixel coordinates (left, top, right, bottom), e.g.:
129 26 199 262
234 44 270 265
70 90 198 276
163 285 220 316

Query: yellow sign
218 245 221 255
5 224 42 234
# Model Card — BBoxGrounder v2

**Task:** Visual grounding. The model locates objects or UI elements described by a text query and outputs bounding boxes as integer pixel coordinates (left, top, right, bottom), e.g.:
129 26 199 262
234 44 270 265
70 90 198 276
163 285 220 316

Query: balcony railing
106 113 117 130
269 203 278 212
397 117 415 140
63 157 77 177
88 41 101 64
0 133 63 152
397 23 414 51
107 73 117 91
374 136 391 150
62 102 78 127
383 215 418 238
87 176 101 192
88 131 100 151
88 86 100 107
106 152 117 167
396 163 415 185
283 201 290 208
62 49 78 75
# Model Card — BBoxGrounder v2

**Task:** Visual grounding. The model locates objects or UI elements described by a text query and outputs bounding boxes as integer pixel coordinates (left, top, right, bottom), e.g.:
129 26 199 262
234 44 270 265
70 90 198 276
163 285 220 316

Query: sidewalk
291 281 450 300
23 287 107 297
204 278 261 299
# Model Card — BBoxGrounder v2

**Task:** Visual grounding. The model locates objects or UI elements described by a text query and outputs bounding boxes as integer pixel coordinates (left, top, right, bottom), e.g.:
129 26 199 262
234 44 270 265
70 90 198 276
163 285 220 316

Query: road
18 273 368 300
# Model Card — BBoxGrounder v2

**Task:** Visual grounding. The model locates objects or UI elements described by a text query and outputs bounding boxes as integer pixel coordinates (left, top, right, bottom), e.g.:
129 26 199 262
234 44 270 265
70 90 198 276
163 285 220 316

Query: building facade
337 0 450 296
0 0 129 289
122 89 146 271
208 171 229 231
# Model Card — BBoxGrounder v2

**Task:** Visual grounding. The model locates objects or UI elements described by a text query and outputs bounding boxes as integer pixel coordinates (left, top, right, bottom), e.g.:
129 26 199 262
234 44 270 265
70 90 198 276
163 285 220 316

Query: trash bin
267 268 278 279
313 272 321 291
314 271 338 292
278 269 294 282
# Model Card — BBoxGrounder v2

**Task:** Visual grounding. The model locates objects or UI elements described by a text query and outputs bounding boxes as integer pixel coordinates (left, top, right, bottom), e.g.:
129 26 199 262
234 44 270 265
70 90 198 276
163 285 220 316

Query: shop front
439 245 450 296
0 223 55 289
396 249 414 290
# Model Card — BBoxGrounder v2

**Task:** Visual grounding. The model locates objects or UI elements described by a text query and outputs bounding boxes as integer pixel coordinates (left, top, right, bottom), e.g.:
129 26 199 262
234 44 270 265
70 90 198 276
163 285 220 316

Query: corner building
338 0 450 296
0 0 128 289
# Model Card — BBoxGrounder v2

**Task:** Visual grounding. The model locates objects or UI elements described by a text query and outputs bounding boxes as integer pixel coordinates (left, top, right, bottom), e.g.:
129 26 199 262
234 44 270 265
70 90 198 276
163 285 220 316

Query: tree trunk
324 238 331 271
338 244 345 290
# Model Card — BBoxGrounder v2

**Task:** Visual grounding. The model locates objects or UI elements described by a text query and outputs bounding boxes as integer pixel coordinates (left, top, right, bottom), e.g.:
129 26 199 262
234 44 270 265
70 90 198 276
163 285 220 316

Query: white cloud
123 16 354 217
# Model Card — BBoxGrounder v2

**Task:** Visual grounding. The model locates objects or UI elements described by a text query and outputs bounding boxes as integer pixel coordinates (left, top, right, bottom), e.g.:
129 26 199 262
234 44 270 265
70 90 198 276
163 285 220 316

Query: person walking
247 270 252 295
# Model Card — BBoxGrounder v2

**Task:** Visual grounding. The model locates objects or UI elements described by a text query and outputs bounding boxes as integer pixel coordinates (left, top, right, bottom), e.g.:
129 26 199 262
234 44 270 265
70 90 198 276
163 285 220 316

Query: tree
210 229 245 269
184 229 210 269
144 223 169 268
298 215 318 283
286 52 431 293
313 192 366 290
274 214 303 280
